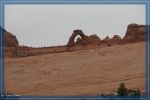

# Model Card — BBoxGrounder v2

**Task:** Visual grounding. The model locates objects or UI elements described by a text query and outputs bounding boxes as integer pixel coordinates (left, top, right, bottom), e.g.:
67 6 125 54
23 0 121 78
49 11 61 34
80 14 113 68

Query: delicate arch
67 30 86 46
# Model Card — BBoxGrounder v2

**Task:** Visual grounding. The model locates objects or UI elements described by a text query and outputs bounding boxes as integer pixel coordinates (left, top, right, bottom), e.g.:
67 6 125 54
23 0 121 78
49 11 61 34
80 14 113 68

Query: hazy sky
5 5 145 47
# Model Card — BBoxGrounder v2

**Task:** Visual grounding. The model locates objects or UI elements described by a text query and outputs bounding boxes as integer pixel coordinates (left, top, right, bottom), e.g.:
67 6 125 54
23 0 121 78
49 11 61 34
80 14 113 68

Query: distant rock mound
104 36 110 40
88 34 101 44
113 35 121 39
5 31 19 47
0 26 19 47
101 36 111 45
110 35 122 44
123 23 146 43
0 26 19 57
101 35 122 46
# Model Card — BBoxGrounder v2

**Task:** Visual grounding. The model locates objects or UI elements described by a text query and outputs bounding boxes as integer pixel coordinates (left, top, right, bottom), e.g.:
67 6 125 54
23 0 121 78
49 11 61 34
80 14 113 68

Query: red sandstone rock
123 23 146 43
4 23 147 57
110 35 122 44
112 35 121 39
101 36 111 45
67 30 100 46
88 34 101 44
5 31 19 47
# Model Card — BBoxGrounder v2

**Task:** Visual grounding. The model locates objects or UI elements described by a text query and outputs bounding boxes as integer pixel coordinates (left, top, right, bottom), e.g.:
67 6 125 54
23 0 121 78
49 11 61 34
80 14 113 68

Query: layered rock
101 35 122 46
110 35 122 44
123 23 146 43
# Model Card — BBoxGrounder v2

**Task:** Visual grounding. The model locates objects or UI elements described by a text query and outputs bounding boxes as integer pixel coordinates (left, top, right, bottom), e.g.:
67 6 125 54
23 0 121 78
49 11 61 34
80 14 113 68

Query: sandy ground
5 42 145 96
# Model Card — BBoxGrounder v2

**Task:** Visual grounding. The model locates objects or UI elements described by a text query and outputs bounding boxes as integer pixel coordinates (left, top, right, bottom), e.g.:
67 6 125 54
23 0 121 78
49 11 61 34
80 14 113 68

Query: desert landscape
2 23 147 96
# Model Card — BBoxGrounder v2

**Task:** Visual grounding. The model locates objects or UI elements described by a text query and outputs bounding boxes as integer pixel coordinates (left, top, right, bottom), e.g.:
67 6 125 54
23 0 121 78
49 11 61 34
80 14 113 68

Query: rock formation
0 26 19 57
67 23 147 50
123 23 146 43
2 23 147 57
5 31 19 47
67 30 89 46
110 35 122 44
101 35 122 46
67 30 100 46
88 34 101 44
0 26 19 47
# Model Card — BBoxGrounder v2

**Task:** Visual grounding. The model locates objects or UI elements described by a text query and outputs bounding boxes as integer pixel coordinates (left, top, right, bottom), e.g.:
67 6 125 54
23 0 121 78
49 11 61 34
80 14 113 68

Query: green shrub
117 82 128 96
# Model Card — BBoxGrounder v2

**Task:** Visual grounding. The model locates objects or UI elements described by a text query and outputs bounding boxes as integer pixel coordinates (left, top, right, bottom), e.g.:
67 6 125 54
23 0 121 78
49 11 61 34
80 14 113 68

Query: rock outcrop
88 34 101 44
67 24 147 49
2 23 147 57
67 30 100 46
1 26 19 57
123 23 146 43
5 31 19 47
110 35 122 44
101 35 122 46
1 26 19 47
101 36 111 46
67 30 87 46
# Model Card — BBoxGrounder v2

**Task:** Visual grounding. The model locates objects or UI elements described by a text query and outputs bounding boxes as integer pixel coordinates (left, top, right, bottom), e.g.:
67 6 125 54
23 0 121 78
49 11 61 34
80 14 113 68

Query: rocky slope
5 41 145 96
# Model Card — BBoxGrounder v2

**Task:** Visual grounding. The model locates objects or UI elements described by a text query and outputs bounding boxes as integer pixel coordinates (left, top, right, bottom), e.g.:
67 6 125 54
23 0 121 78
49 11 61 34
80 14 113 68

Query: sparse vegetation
117 82 128 96
117 82 141 97
99 82 142 97
16 51 33 57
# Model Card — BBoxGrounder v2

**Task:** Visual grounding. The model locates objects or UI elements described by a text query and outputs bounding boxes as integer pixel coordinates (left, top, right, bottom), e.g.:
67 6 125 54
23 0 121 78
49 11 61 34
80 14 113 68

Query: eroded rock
67 30 100 46
123 23 146 43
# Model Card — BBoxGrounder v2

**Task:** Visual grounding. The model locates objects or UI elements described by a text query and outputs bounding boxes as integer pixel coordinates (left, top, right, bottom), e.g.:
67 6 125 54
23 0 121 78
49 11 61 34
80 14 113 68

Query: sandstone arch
67 30 86 46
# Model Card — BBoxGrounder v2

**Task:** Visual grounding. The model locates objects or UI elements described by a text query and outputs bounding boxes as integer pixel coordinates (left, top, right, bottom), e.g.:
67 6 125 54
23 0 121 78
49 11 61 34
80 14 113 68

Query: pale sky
5 5 145 47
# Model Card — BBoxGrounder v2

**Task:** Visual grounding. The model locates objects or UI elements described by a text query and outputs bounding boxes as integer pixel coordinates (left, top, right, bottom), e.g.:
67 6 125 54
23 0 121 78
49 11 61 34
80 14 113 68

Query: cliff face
123 23 146 43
